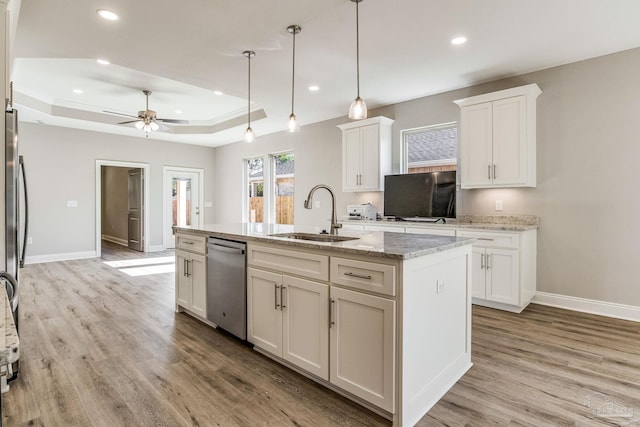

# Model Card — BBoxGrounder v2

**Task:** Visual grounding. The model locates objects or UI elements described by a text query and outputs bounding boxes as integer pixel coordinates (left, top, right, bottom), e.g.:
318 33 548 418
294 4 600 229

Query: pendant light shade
287 25 301 132
243 50 256 143
348 0 367 120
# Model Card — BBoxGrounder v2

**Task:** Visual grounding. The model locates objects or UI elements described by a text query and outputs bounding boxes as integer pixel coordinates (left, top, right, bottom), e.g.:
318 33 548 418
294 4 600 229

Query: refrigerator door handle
19 156 28 268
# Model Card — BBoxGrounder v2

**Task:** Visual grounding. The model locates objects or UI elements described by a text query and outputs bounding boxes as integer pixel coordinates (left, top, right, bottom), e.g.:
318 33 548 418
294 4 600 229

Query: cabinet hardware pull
488 165 491 180
493 164 496 180
184 241 194 245
480 253 485 270
486 254 491 269
477 238 494 241
183 259 188 277
274 284 280 309
344 272 372 280
280 286 286 311
330 299 336 328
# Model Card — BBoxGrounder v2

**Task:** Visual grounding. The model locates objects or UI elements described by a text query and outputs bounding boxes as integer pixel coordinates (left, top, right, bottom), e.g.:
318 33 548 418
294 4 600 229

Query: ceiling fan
105 90 189 136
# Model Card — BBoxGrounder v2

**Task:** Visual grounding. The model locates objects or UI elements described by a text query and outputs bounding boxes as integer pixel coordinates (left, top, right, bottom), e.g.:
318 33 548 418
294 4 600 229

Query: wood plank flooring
3 241 640 426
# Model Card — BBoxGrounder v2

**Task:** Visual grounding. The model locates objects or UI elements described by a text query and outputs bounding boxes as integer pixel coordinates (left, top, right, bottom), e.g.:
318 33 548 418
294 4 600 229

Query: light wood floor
3 241 640 426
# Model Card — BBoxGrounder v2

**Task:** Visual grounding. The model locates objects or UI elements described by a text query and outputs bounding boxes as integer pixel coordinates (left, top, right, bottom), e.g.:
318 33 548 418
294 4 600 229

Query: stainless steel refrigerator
2 106 27 382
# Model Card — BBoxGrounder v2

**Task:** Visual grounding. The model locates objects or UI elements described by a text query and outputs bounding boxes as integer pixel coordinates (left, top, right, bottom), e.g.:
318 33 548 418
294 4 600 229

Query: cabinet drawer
248 245 329 281
330 257 396 296
405 227 456 237
176 233 207 254
365 224 405 233
457 230 519 249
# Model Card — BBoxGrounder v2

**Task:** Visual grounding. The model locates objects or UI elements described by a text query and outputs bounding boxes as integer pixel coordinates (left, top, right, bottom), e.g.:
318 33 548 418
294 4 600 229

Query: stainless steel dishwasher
207 237 247 340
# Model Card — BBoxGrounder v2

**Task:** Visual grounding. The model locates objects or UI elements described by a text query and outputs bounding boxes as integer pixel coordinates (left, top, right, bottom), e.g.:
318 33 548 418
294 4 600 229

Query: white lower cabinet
247 267 329 380
470 246 519 304
176 249 207 318
459 229 536 312
329 286 396 413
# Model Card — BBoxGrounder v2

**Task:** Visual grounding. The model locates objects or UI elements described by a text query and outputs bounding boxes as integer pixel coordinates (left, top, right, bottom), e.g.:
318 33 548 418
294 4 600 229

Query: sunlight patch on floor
103 256 175 268
118 263 176 277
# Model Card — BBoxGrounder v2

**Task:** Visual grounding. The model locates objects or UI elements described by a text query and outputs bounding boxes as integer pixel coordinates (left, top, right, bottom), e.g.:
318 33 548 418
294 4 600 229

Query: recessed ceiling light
174 109 183 114
308 85 319 92
451 36 467 45
214 90 223 96
73 89 83 94
97 9 119 21
97 58 110 65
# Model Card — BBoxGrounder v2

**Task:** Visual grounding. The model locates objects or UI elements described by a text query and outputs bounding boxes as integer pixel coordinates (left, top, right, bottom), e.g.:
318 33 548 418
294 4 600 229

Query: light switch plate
67 200 78 208
495 200 503 211
204 201 213 208
314 200 320 208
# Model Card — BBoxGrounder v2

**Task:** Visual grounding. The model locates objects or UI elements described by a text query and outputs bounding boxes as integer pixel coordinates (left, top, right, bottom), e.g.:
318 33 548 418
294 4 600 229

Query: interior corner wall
101 166 129 244
19 123 216 258
213 47 640 307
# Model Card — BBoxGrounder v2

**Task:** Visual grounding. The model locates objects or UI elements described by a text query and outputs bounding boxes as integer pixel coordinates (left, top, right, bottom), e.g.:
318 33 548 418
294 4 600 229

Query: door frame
163 165 205 249
95 160 151 257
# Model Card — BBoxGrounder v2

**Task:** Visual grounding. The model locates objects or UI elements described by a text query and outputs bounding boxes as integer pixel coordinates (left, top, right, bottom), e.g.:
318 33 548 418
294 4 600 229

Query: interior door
128 168 144 251
165 170 201 249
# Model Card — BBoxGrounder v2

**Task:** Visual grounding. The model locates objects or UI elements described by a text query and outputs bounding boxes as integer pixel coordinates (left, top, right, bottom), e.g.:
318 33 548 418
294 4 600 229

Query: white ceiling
10 0 640 147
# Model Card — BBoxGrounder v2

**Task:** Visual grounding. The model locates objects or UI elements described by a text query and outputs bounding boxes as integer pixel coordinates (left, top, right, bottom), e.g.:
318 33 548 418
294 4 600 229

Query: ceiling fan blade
118 120 140 124
104 110 140 119
156 118 189 124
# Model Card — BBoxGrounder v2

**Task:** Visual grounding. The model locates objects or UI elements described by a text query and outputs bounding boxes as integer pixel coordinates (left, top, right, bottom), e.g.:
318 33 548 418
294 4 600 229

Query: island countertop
1 289 20 366
173 223 474 260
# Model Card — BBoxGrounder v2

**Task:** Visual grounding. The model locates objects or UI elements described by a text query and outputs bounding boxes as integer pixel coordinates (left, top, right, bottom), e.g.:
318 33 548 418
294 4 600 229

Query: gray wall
101 166 129 243
20 123 216 257
213 47 640 306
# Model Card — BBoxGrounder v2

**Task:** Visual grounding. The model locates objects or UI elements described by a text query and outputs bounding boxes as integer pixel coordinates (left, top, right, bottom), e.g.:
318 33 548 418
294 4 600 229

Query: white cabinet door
359 124 380 191
492 96 526 186
282 276 329 380
342 128 361 191
486 248 519 305
470 247 486 299
460 102 493 187
330 286 395 412
176 250 191 308
247 267 283 357
189 253 207 318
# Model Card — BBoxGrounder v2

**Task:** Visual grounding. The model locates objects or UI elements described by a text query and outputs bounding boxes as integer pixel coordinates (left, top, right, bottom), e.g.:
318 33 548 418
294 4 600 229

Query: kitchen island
173 223 473 427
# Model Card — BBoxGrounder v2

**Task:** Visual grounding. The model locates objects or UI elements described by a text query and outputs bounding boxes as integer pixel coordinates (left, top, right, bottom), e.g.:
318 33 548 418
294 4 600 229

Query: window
244 151 295 224
246 157 264 223
402 122 457 174
271 152 295 225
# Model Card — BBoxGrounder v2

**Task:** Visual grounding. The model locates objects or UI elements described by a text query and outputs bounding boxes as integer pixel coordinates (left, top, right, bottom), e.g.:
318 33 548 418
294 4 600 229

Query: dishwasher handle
210 243 245 255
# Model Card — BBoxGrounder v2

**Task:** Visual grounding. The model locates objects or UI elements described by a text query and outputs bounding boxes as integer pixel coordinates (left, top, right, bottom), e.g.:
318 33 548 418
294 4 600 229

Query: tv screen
384 171 456 219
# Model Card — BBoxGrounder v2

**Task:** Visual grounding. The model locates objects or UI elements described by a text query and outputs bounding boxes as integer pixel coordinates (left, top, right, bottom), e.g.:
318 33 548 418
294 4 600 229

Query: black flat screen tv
384 171 456 220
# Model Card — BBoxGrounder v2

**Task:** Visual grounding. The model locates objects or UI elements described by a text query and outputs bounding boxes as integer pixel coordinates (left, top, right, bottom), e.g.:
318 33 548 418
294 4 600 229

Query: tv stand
400 217 446 224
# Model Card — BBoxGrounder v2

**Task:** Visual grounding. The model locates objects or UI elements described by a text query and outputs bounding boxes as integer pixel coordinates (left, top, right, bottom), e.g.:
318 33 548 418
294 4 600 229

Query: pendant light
348 0 367 120
243 50 256 143
287 25 301 132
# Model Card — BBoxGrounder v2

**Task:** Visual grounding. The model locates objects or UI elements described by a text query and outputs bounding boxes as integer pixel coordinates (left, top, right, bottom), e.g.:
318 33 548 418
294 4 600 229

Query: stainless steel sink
269 232 359 243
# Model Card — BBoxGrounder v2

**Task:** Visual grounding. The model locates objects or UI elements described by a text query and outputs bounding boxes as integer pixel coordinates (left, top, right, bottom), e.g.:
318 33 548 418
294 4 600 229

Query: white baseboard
25 250 98 265
148 245 166 252
533 292 640 323
101 234 128 247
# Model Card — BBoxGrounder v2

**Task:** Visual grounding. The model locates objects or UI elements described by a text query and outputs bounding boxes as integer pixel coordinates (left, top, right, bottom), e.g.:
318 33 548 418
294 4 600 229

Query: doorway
96 160 151 257
163 166 204 249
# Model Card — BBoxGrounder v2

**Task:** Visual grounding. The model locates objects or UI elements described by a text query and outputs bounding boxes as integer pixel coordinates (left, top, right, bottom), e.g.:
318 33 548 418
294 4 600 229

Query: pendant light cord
355 0 360 98
291 30 296 115
247 54 251 128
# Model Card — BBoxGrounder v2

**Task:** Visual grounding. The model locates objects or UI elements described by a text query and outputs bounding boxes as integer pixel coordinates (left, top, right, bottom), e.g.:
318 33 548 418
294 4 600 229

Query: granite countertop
343 215 539 232
174 223 474 260
1 289 20 365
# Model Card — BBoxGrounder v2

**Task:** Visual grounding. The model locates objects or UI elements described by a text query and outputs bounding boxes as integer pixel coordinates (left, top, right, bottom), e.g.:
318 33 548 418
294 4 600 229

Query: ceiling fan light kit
244 50 256 143
348 0 368 120
287 24 301 133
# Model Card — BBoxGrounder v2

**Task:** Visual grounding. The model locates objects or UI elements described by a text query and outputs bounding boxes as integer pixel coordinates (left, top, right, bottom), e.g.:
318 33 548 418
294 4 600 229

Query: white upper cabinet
455 84 541 188
338 116 394 192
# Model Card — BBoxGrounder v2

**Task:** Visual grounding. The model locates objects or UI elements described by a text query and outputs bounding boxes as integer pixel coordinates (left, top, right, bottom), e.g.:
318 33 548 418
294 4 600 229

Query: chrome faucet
303 184 342 235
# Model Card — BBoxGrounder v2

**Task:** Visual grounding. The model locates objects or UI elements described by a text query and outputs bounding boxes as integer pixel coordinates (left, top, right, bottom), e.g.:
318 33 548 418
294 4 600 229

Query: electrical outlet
314 200 320 208
495 200 503 211
436 280 445 294
27 237 33 244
